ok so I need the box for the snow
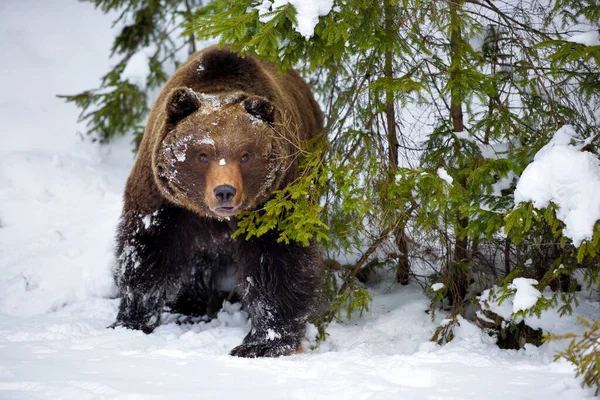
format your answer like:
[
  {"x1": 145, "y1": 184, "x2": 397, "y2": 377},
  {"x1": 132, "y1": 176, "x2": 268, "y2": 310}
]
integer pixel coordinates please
[
  {"x1": 256, "y1": 0, "x2": 334, "y2": 39},
  {"x1": 454, "y1": 130, "x2": 474, "y2": 142},
  {"x1": 141, "y1": 214, "x2": 152, "y2": 229},
  {"x1": 479, "y1": 281, "x2": 599, "y2": 340},
  {"x1": 0, "y1": 0, "x2": 127, "y2": 316},
  {"x1": 141, "y1": 211, "x2": 159, "y2": 230},
  {"x1": 514, "y1": 125, "x2": 600, "y2": 246},
  {"x1": 508, "y1": 278, "x2": 542, "y2": 313},
  {"x1": 492, "y1": 171, "x2": 516, "y2": 197},
  {"x1": 0, "y1": 287, "x2": 591, "y2": 399},
  {"x1": 121, "y1": 47, "x2": 154, "y2": 88},
  {"x1": 173, "y1": 145, "x2": 187, "y2": 162},
  {"x1": 198, "y1": 136, "x2": 216, "y2": 146},
  {"x1": 0, "y1": 2, "x2": 594, "y2": 399},
  {"x1": 567, "y1": 30, "x2": 600, "y2": 46},
  {"x1": 198, "y1": 92, "x2": 224, "y2": 114},
  {"x1": 266, "y1": 328, "x2": 281, "y2": 341},
  {"x1": 431, "y1": 283, "x2": 445, "y2": 291},
  {"x1": 437, "y1": 167, "x2": 453, "y2": 185}
]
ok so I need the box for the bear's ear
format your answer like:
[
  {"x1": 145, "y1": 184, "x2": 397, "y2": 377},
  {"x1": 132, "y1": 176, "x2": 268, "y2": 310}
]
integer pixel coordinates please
[
  {"x1": 243, "y1": 96, "x2": 277, "y2": 124},
  {"x1": 166, "y1": 87, "x2": 200, "y2": 124}
]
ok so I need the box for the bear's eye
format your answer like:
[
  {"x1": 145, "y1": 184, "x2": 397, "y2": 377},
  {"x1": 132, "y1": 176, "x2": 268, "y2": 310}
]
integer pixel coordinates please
[
  {"x1": 197, "y1": 153, "x2": 209, "y2": 164},
  {"x1": 240, "y1": 153, "x2": 250, "y2": 164}
]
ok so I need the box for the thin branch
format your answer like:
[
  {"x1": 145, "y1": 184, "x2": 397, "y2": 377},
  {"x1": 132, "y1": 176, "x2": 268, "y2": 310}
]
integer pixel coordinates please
[
  {"x1": 327, "y1": 228, "x2": 392, "y2": 323},
  {"x1": 581, "y1": 132, "x2": 600, "y2": 153}
]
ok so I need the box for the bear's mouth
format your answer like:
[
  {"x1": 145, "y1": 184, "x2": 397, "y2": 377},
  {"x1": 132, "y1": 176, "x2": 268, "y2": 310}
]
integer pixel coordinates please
[{"x1": 213, "y1": 205, "x2": 240, "y2": 217}]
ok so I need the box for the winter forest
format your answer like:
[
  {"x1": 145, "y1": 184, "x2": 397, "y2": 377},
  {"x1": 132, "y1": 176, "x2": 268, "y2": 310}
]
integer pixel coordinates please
[{"x1": 1, "y1": 0, "x2": 600, "y2": 398}]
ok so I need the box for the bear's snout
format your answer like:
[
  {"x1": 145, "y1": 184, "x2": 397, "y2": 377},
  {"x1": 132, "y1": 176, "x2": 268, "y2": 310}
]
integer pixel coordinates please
[
  {"x1": 205, "y1": 162, "x2": 244, "y2": 218},
  {"x1": 214, "y1": 185, "x2": 236, "y2": 204},
  {"x1": 212, "y1": 184, "x2": 239, "y2": 217}
]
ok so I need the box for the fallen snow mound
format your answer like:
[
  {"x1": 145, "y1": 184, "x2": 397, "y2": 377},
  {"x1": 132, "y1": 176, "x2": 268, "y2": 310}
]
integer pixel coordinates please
[{"x1": 514, "y1": 125, "x2": 600, "y2": 246}]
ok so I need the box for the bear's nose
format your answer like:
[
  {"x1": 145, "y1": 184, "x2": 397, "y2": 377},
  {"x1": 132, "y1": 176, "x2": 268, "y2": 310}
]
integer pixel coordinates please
[{"x1": 214, "y1": 185, "x2": 237, "y2": 203}]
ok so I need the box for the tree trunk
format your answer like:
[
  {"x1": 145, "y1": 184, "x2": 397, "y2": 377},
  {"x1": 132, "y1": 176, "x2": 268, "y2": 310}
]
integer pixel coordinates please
[
  {"x1": 504, "y1": 238, "x2": 511, "y2": 277},
  {"x1": 447, "y1": 0, "x2": 469, "y2": 308},
  {"x1": 384, "y1": 0, "x2": 410, "y2": 285},
  {"x1": 184, "y1": 0, "x2": 197, "y2": 54}
]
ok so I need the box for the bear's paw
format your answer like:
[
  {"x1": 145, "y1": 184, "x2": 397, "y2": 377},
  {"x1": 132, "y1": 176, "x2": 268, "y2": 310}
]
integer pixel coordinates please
[{"x1": 230, "y1": 334, "x2": 302, "y2": 358}]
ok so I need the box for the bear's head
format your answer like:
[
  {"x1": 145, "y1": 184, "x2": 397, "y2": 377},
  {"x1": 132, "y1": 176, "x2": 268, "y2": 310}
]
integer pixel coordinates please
[{"x1": 153, "y1": 87, "x2": 290, "y2": 219}]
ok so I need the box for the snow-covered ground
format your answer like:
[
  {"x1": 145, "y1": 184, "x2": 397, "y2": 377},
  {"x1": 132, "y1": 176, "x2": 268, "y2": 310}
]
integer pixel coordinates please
[
  {"x1": 0, "y1": 287, "x2": 591, "y2": 399},
  {"x1": 0, "y1": 1, "x2": 595, "y2": 399}
]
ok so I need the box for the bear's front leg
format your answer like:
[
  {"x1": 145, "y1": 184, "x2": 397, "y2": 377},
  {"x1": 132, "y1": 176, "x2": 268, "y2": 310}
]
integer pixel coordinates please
[
  {"x1": 231, "y1": 232, "x2": 322, "y2": 358},
  {"x1": 111, "y1": 206, "x2": 195, "y2": 333}
]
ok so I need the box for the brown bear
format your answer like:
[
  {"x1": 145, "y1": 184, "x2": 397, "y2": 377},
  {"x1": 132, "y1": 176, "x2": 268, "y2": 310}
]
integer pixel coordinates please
[{"x1": 110, "y1": 45, "x2": 324, "y2": 358}]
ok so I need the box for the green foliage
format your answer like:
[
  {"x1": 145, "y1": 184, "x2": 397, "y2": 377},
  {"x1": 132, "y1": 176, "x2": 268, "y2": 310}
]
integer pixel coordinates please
[
  {"x1": 60, "y1": 0, "x2": 200, "y2": 147},
  {"x1": 548, "y1": 318, "x2": 600, "y2": 395},
  {"x1": 329, "y1": 277, "x2": 373, "y2": 322},
  {"x1": 232, "y1": 141, "x2": 329, "y2": 246},
  {"x1": 431, "y1": 315, "x2": 459, "y2": 345},
  {"x1": 505, "y1": 197, "x2": 600, "y2": 299},
  {"x1": 427, "y1": 281, "x2": 447, "y2": 321},
  {"x1": 504, "y1": 202, "x2": 545, "y2": 245},
  {"x1": 58, "y1": 69, "x2": 147, "y2": 144}
]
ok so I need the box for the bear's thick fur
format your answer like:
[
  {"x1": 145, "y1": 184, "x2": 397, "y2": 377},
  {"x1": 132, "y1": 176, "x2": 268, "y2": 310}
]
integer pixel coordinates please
[{"x1": 111, "y1": 46, "x2": 324, "y2": 358}]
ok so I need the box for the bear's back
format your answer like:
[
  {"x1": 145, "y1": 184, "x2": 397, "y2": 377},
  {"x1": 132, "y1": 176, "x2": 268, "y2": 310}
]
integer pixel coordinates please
[
  {"x1": 151, "y1": 46, "x2": 322, "y2": 139},
  {"x1": 172, "y1": 46, "x2": 280, "y2": 99}
]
